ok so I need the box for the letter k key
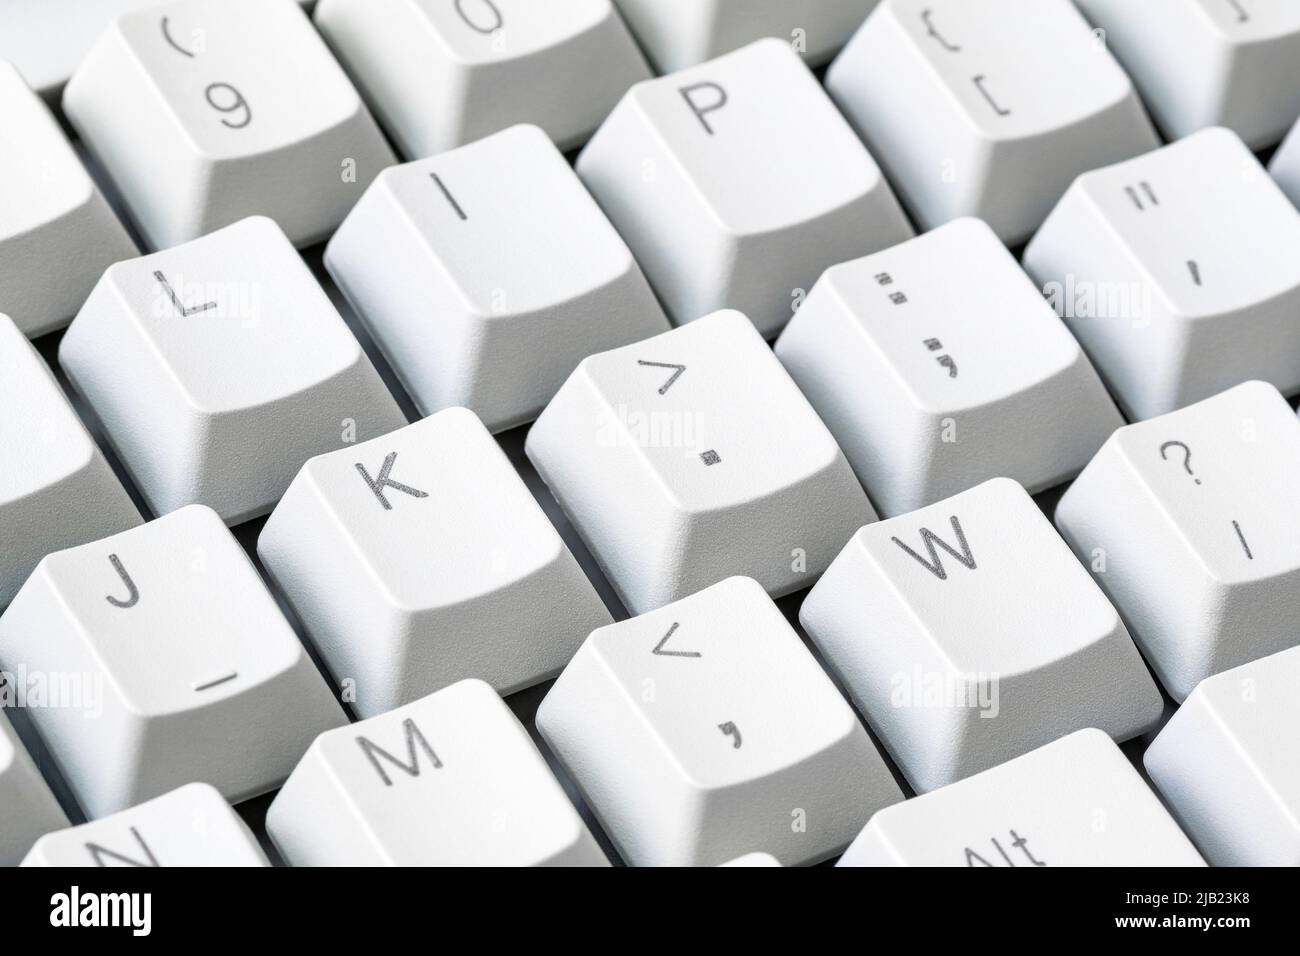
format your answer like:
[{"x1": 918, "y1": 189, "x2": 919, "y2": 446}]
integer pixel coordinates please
[{"x1": 355, "y1": 452, "x2": 429, "y2": 511}]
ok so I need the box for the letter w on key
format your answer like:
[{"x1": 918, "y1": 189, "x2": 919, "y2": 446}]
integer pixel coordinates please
[
  {"x1": 358, "y1": 718, "x2": 443, "y2": 787},
  {"x1": 892, "y1": 516, "x2": 977, "y2": 580},
  {"x1": 355, "y1": 452, "x2": 429, "y2": 511}
]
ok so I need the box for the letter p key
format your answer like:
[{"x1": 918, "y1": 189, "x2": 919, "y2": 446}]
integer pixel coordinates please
[{"x1": 680, "y1": 81, "x2": 728, "y2": 135}]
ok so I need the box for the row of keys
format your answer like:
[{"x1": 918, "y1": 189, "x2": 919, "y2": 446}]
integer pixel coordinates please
[
  {"x1": 9, "y1": 568, "x2": 1300, "y2": 865},
  {"x1": 8, "y1": 1, "x2": 1300, "y2": 319}
]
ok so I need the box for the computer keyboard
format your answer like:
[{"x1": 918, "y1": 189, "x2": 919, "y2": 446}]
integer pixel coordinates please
[{"x1": 2, "y1": 0, "x2": 1300, "y2": 869}]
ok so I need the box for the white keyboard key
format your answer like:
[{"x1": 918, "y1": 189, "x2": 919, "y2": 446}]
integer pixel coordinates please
[
  {"x1": 538, "y1": 577, "x2": 903, "y2": 867},
  {"x1": 612, "y1": 0, "x2": 880, "y2": 72},
  {"x1": 22, "y1": 783, "x2": 269, "y2": 867},
  {"x1": 527, "y1": 310, "x2": 877, "y2": 615},
  {"x1": 0, "y1": 505, "x2": 347, "y2": 818},
  {"x1": 0, "y1": 315, "x2": 141, "y2": 607},
  {"x1": 826, "y1": 0, "x2": 1159, "y2": 245},
  {"x1": 577, "y1": 38, "x2": 912, "y2": 338},
  {"x1": 1078, "y1": 0, "x2": 1300, "y2": 149},
  {"x1": 776, "y1": 218, "x2": 1122, "y2": 517},
  {"x1": 719, "y1": 852, "x2": 782, "y2": 867},
  {"x1": 59, "y1": 217, "x2": 406, "y2": 524},
  {"x1": 63, "y1": 0, "x2": 393, "y2": 249},
  {"x1": 0, "y1": 61, "x2": 137, "y2": 338},
  {"x1": 1025, "y1": 128, "x2": 1300, "y2": 422},
  {"x1": 259, "y1": 407, "x2": 611, "y2": 719},
  {"x1": 801, "y1": 478, "x2": 1163, "y2": 793},
  {"x1": 838, "y1": 730, "x2": 1205, "y2": 867},
  {"x1": 315, "y1": 0, "x2": 649, "y2": 158},
  {"x1": 1145, "y1": 646, "x2": 1300, "y2": 866},
  {"x1": 269, "y1": 679, "x2": 607, "y2": 866},
  {"x1": 325, "y1": 124, "x2": 671, "y2": 432},
  {"x1": 0, "y1": 709, "x2": 69, "y2": 866},
  {"x1": 1270, "y1": 116, "x2": 1300, "y2": 209},
  {"x1": 0, "y1": 0, "x2": 312, "y2": 102},
  {"x1": 1055, "y1": 381, "x2": 1300, "y2": 701}
]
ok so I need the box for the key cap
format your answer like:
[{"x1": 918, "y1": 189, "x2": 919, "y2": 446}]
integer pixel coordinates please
[
  {"x1": 612, "y1": 0, "x2": 880, "y2": 72},
  {"x1": 62, "y1": 0, "x2": 393, "y2": 250},
  {"x1": 0, "y1": 315, "x2": 141, "y2": 607},
  {"x1": 325, "y1": 124, "x2": 671, "y2": 432},
  {"x1": 526, "y1": 309, "x2": 877, "y2": 615},
  {"x1": 315, "y1": 0, "x2": 649, "y2": 158},
  {"x1": 0, "y1": 708, "x2": 69, "y2": 866},
  {"x1": 1145, "y1": 646, "x2": 1300, "y2": 866},
  {"x1": 775, "y1": 218, "x2": 1123, "y2": 517},
  {"x1": 0, "y1": 61, "x2": 137, "y2": 338},
  {"x1": 538, "y1": 577, "x2": 903, "y2": 867},
  {"x1": 577, "y1": 38, "x2": 913, "y2": 338},
  {"x1": 720, "y1": 852, "x2": 782, "y2": 867},
  {"x1": 826, "y1": 0, "x2": 1159, "y2": 245},
  {"x1": 1077, "y1": 0, "x2": 1300, "y2": 150},
  {"x1": 268, "y1": 679, "x2": 607, "y2": 866},
  {"x1": 800, "y1": 478, "x2": 1163, "y2": 793},
  {"x1": 0, "y1": 505, "x2": 347, "y2": 818},
  {"x1": 1270, "y1": 116, "x2": 1300, "y2": 210},
  {"x1": 259, "y1": 407, "x2": 612, "y2": 719},
  {"x1": 838, "y1": 730, "x2": 1205, "y2": 866},
  {"x1": 59, "y1": 216, "x2": 406, "y2": 524},
  {"x1": 1024, "y1": 128, "x2": 1300, "y2": 422},
  {"x1": 22, "y1": 783, "x2": 269, "y2": 866},
  {"x1": 0, "y1": 0, "x2": 312, "y2": 102},
  {"x1": 1055, "y1": 381, "x2": 1300, "y2": 701}
]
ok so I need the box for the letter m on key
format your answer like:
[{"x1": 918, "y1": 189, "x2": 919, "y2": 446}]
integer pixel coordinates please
[
  {"x1": 358, "y1": 718, "x2": 443, "y2": 787},
  {"x1": 891, "y1": 516, "x2": 977, "y2": 581}
]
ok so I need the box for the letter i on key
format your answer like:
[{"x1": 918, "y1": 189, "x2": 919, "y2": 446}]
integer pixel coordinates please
[
  {"x1": 0, "y1": 505, "x2": 347, "y2": 818},
  {"x1": 325, "y1": 124, "x2": 670, "y2": 432},
  {"x1": 268, "y1": 679, "x2": 608, "y2": 866}
]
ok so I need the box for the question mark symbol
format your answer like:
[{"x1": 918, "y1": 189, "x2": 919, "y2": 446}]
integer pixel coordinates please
[{"x1": 1160, "y1": 441, "x2": 1201, "y2": 485}]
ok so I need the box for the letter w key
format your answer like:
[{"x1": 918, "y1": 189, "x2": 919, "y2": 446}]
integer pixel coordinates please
[{"x1": 892, "y1": 516, "x2": 977, "y2": 580}]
